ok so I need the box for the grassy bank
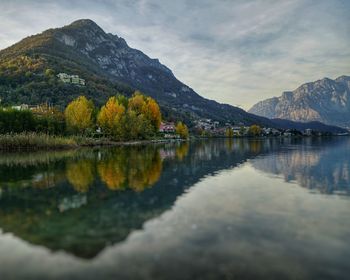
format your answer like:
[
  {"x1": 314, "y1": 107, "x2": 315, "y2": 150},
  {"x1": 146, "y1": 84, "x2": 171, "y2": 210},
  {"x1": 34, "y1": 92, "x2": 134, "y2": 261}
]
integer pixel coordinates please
[
  {"x1": 0, "y1": 133, "x2": 185, "y2": 151},
  {"x1": 0, "y1": 133, "x2": 78, "y2": 151}
]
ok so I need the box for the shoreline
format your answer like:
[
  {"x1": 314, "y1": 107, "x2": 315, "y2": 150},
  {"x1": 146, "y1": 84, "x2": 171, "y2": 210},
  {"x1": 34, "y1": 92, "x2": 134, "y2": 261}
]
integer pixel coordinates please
[
  {"x1": 0, "y1": 133, "x2": 348, "y2": 152},
  {"x1": 0, "y1": 133, "x2": 187, "y2": 152}
]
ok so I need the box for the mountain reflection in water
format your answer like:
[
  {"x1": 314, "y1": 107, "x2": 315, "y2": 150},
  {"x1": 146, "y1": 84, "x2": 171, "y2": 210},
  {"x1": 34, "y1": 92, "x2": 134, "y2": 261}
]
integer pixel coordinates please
[
  {"x1": 0, "y1": 140, "x2": 266, "y2": 258},
  {"x1": 252, "y1": 137, "x2": 350, "y2": 194},
  {"x1": 0, "y1": 138, "x2": 349, "y2": 280}
]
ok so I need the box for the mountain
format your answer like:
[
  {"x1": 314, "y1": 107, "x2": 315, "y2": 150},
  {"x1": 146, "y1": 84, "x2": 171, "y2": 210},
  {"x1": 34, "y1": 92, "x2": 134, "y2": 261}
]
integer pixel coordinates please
[
  {"x1": 249, "y1": 76, "x2": 350, "y2": 128},
  {"x1": 0, "y1": 19, "x2": 268, "y2": 126}
]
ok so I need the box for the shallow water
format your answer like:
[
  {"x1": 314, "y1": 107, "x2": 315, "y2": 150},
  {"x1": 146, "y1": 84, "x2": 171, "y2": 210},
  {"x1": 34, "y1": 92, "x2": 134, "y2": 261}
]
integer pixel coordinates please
[{"x1": 0, "y1": 137, "x2": 349, "y2": 279}]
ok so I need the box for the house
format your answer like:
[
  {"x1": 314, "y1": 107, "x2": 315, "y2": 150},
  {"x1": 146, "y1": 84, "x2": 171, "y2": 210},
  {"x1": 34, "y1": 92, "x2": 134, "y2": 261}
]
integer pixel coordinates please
[
  {"x1": 283, "y1": 129, "x2": 293, "y2": 137},
  {"x1": 57, "y1": 73, "x2": 71, "y2": 83},
  {"x1": 263, "y1": 127, "x2": 281, "y2": 136},
  {"x1": 195, "y1": 118, "x2": 214, "y2": 131},
  {"x1": 11, "y1": 104, "x2": 30, "y2": 111},
  {"x1": 57, "y1": 73, "x2": 85, "y2": 86},
  {"x1": 159, "y1": 122, "x2": 176, "y2": 133}
]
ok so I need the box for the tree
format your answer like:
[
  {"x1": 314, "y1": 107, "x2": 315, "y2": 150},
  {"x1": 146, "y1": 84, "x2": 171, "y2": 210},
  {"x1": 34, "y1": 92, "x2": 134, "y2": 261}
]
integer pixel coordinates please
[
  {"x1": 248, "y1": 125, "x2": 262, "y2": 137},
  {"x1": 97, "y1": 96, "x2": 125, "y2": 137},
  {"x1": 145, "y1": 96, "x2": 162, "y2": 131},
  {"x1": 239, "y1": 126, "x2": 246, "y2": 136},
  {"x1": 128, "y1": 91, "x2": 146, "y2": 114},
  {"x1": 64, "y1": 96, "x2": 94, "y2": 134},
  {"x1": 176, "y1": 122, "x2": 189, "y2": 139},
  {"x1": 44, "y1": 68, "x2": 55, "y2": 78},
  {"x1": 225, "y1": 128, "x2": 234, "y2": 138}
]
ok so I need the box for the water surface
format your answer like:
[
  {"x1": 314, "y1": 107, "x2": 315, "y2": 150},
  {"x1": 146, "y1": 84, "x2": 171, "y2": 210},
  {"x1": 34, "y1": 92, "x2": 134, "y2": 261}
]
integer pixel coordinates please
[{"x1": 0, "y1": 138, "x2": 349, "y2": 279}]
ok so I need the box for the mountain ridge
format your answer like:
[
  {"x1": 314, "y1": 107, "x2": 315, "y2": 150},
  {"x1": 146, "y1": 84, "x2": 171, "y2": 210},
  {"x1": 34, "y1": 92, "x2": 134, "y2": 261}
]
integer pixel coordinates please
[
  {"x1": 0, "y1": 19, "x2": 271, "y2": 126},
  {"x1": 249, "y1": 76, "x2": 350, "y2": 128},
  {"x1": 0, "y1": 19, "x2": 347, "y2": 133}
]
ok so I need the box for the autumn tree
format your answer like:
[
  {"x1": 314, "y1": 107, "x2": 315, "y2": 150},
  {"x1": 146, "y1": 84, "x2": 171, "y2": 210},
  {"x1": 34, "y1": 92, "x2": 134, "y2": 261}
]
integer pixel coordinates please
[
  {"x1": 248, "y1": 125, "x2": 262, "y2": 137},
  {"x1": 176, "y1": 121, "x2": 189, "y2": 139},
  {"x1": 97, "y1": 92, "x2": 162, "y2": 140},
  {"x1": 128, "y1": 91, "x2": 146, "y2": 114},
  {"x1": 97, "y1": 96, "x2": 125, "y2": 137},
  {"x1": 145, "y1": 96, "x2": 161, "y2": 131},
  {"x1": 64, "y1": 96, "x2": 94, "y2": 134},
  {"x1": 128, "y1": 92, "x2": 162, "y2": 133}
]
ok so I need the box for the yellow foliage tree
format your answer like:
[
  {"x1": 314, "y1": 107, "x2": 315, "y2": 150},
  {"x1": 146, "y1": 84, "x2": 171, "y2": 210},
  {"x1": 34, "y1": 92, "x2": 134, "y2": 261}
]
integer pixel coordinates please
[
  {"x1": 97, "y1": 96, "x2": 125, "y2": 136},
  {"x1": 64, "y1": 96, "x2": 94, "y2": 134},
  {"x1": 145, "y1": 97, "x2": 162, "y2": 131},
  {"x1": 248, "y1": 125, "x2": 262, "y2": 137},
  {"x1": 128, "y1": 92, "x2": 162, "y2": 133},
  {"x1": 128, "y1": 91, "x2": 146, "y2": 114},
  {"x1": 176, "y1": 122, "x2": 189, "y2": 139},
  {"x1": 97, "y1": 92, "x2": 162, "y2": 140}
]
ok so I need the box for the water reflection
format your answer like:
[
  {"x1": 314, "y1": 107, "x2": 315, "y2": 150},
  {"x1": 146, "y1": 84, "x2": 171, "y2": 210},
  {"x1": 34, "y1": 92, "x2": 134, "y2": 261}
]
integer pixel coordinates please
[
  {"x1": 0, "y1": 140, "x2": 267, "y2": 258},
  {"x1": 252, "y1": 137, "x2": 350, "y2": 194},
  {"x1": 67, "y1": 159, "x2": 95, "y2": 193},
  {"x1": 0, "y1": 138, "x2": 350, "y2": 279}
]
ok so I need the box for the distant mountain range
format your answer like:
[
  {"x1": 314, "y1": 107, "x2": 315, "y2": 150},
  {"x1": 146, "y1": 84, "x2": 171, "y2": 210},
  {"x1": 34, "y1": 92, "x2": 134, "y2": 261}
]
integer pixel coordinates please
[
  {"x1": 0, "y1": 19, "x2": 347, "y2": 133},
  {"x1": 249, "y1": 76, "x2": 350, "y2": 129}
]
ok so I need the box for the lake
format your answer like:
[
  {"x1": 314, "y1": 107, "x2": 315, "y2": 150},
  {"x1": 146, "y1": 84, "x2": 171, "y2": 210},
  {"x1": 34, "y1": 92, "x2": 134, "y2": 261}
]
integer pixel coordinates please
[{"x1": 0, "y1": 137, "x2": 349, "y2": 280}]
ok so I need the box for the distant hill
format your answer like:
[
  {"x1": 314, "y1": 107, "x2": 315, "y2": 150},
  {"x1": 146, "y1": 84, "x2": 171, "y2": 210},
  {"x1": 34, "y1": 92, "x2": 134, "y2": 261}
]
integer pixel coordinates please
[
  {"x1": 249, "y1": 76, "x2": 350, "y2": 129},
  {"x1": 270, "y1": 119, "x2": 347, "y2": 134},
  {"x1": 0, "y1": 19, "x2": 269, "y2": 126}
]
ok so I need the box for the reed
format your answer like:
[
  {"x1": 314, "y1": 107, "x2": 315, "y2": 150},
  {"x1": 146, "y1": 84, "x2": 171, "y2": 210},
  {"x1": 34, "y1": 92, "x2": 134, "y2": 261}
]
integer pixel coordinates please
[{"x1": 0, "y1": 133, "x2": 77, "y2": 151}]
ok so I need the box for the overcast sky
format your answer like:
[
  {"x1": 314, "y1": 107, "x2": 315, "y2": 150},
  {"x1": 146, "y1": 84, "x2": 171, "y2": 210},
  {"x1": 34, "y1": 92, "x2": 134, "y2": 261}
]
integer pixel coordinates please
[{"x1": 0, "y1": 0, "x2": 349, "y2": 109}]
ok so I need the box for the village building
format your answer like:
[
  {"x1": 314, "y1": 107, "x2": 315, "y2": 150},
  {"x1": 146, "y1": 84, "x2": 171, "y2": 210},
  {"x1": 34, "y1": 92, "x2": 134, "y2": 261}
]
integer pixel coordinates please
[
  {"x1": 11, "y1": 104, "x2": 40, "y2": 111},
  {"x1": 57, "y1": 73, "x2": 85, "y2": 86},
  {"x1": 159, "y1": 122, "x2": 176, "y2": 133}
]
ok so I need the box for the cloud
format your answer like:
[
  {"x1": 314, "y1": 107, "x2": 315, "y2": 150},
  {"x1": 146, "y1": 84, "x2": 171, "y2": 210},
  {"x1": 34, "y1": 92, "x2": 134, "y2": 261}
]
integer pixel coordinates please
[{"x1": 0, "y1": 0, "x2": 349, "y2": 109}]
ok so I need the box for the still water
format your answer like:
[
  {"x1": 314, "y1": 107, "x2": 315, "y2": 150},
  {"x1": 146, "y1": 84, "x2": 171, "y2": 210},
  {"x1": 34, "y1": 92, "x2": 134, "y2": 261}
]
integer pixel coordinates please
[{"x1": 0, "y1": 138, "x2": 349, "y2": 280}]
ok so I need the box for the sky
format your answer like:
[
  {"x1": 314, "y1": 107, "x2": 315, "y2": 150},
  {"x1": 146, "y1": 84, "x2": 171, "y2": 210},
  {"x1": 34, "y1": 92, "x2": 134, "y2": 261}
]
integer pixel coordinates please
[{"x1": 0, "y1": 0, "x2": 349, "y2": 109}]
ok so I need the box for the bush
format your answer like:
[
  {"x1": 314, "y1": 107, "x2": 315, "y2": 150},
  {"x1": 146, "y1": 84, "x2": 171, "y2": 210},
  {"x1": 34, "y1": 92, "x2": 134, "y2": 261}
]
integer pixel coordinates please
[{"x1": 0, "y1": 107, "x2": 65, "y2": 135}]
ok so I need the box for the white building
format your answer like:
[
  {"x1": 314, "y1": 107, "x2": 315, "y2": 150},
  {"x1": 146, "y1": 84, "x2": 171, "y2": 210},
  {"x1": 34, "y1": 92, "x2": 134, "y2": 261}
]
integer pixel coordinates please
[{"x1": 57, "y1": 73, "x2": 85, "y2": 86}]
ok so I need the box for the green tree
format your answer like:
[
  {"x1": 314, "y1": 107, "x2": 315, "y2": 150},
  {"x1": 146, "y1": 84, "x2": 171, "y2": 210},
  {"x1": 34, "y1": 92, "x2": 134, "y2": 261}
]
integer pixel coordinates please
[
  {"x1": 44, "y1": 68, "x2": 55, "y2": 78},
  {"x1": 239, "y1": 126, "x2": 246, "y2": 136}
]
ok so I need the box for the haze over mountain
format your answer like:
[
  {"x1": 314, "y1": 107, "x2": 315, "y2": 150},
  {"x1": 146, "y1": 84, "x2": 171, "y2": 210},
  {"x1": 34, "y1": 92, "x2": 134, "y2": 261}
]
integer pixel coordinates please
[
  {"x1": 249, "y1": 76, "x2": 350, "y2": 128},
  {"x1": 0, "y1": 19, "x2": 268, "y2": 125}
]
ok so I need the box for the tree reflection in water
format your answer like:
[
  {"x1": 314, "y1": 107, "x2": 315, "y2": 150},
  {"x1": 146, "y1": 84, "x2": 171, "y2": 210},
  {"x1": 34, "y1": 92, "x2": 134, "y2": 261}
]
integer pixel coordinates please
[
  {"x1": 66, "y1": 159, "x2": 95, "y2": 193},
  {"x1": 97, "y1": 146, "x2": 163, "y2": 192},
  {"x1": 4, "y1": 138, "x2": 344, "y2": 259}
]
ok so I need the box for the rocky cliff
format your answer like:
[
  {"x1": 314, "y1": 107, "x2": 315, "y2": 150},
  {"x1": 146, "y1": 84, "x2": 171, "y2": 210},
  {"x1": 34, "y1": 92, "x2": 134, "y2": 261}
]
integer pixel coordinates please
[{"x1": 249, "y1": 76, "x2": 350, "y2": 128}]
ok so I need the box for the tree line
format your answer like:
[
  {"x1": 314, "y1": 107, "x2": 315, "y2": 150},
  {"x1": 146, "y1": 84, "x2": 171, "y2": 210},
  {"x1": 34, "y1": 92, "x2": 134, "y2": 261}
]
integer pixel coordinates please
[
  {"x1": 0, "y1": 105, "x2": 65, "y2": 135},
  {"x1": 65, "y1": 91, "x2": 163, "y2": 140},
  {"x1": 0, "y1": 91, "x2": 189, "y2": 140}
]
